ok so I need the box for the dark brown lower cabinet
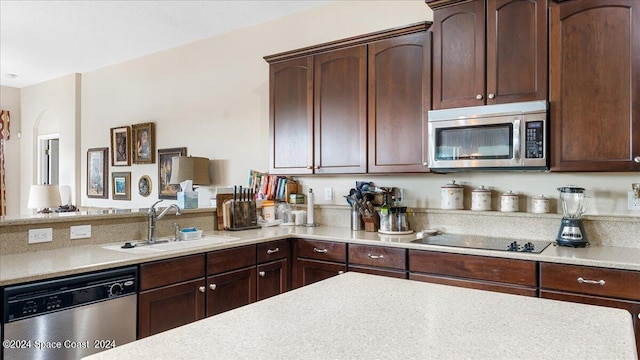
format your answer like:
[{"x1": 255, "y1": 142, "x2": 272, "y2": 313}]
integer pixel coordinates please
[
  {"x1": 138, "y1": 278, "x2": 205, "y2": 338},
  {"x1": 348, "y1": 244, "x2": 408, "y2": 279},
  {"x1": 408, "y1": 250, "x2": 537, "y2": 297},
  {"x1": 257, "y1": 258, "x2": 289, "y2": 301},
  {"x1": 206, "y1": 267, "x2": 257, "y2": 317},
  {"x1": 295, "y1": 258, "x2": 346, "y2": 288},
  {"x1": 541, "y1": 290, "x2": 640, "y2": 357}
]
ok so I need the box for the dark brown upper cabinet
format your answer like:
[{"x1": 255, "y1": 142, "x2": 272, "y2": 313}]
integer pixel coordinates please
[
  {"x1": 429, "y1": 0, "x2": 548, "y2": 109},
  {"x1": 314, "y1": 45, "x2": 368, "y2": 174},
  {"x1": 549, "y1": 0, "x2": 640, "y2": 171},
  {"x1": 368, "y1": 32, "x2": 432, "y2": 173},
  {"x1": 265, "y1": 23, "x2": 432, "y2": 175},
  {"x1": 268, "y1": 57, "x2": 314, "y2": 175}
]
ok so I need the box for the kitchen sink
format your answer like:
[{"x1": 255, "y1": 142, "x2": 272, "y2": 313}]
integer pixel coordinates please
[{"x1": 102, "y1": 235, "x2": 241, "y2": 254}]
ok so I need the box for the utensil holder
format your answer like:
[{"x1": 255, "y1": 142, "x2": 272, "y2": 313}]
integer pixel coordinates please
[{"x1": 351, "y1": 209, "x2": 364, "y2": 231}]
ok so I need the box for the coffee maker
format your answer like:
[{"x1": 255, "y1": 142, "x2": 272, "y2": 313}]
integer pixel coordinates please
[{"x1": 556, "y1": 186, "x2": 590, "y2": 247}]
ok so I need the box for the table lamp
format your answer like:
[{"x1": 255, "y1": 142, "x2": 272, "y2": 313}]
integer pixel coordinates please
[
  {"x1": 27, "y1": 184, "x2": 62, "y2": 213},
  {"x1": 169, "y1": 156, "x2": 211, "y2": 209}
]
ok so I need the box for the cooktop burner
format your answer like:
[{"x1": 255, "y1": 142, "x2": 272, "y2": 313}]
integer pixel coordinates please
[{"x1": 411, "y1": 234, "x2": 552, "y2": 254}]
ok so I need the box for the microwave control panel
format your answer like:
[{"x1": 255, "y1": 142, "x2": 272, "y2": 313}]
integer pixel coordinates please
[{"x1": 525, "y1": 121, "x2": 544, "y2": 159}]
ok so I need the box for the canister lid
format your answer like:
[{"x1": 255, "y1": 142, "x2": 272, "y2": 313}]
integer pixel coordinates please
[
  {"x1": 501, "y1": 190, "x2": 518, "y2": 197},
  {"x1": 558, "y1": 186, "x2": 585, "y2": 193},
  {"x1": 472, "y1": 185, "x2": 490, "y2": 193},
  {"x1": 534, "y1": 194, "x2": 548, "y2": 200},
  {"x1": 442, "y1": 180, "x2": 462, "y2": 189}
]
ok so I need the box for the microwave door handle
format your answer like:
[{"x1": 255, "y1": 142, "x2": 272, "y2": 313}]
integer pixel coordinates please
[{"x1": 513, "y1": 119, "x2": 521, "y2": 161}]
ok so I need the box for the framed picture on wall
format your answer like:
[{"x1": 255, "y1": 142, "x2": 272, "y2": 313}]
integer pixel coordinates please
[
  {"x1": 131, "y1": 122, "x2": 155, "y2": 164},
  {"x1": 158, "y1": 147, "x2": 187, "y2": 200},
  {"x1": 112, "y1": 172, "x2": 131, "y2": 200},
  {"x1": 87, "y1": 147, "x2": 108, "y2": 199},
  {"x1": 110, "y1": 126, "x2": 131, "y2": 166}
]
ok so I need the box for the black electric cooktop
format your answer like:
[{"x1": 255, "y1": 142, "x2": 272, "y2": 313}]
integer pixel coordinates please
[{"x1": 411, "y1": 234, "x2": 553, "y2": 254}]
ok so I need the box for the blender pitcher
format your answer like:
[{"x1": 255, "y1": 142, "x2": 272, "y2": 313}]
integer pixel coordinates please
[{"x1": 556, "y1": 186, "x2": 590, "y2": 247}]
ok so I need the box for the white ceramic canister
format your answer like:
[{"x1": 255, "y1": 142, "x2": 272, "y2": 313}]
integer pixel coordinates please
[
  {"x1": 441, "y1": 180, "x2": 464, "y2": 210},
  {"x1": 532, "y1": 195, "x2": 550, "y2": 214},
  {"x1": 471, "y1": 185, "x2": 491, "y2": 211},
  {"x1": 500, "y1": 190, "x2": 519, "y2": 212}
]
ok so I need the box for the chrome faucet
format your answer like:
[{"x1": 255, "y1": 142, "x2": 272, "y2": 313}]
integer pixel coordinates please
[{"x1": 147, "y1": 200, "x2": 181, "y2": 244}]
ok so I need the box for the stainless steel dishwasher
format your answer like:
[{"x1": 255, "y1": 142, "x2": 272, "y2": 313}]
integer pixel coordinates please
[{"x1": 2, "y1": 266, "x2": 137, "y2": 360}]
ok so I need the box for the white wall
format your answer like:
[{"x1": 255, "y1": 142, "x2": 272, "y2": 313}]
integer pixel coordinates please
[
  {"x1": 19, "y1": 74, "x2": 80, "y2": 214},
  {"x1": 9, "y1": 0, "x2": 640, "y2": 216},
  {"x1": 0, "y1": 86, "x2": 21, "y2": 215}
]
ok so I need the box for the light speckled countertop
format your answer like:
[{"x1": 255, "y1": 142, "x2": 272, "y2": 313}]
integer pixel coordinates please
[
  {"x1": 1, "y1": 226, "x2": 639, "y2": 286},
  {"x1": 82, "y1": 272, "x2": 637, "y2": 360}
]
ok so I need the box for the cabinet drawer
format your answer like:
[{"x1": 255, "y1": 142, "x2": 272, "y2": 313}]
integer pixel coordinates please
[
  {"x1": 409, "y1": 250, "x2": 537, "y2": 287},
  {"x1": 540, "y1": 263, "x2": 640, "y2": 301},
  {"x1": 257, "y1": 239, "x2": 290, "y2": 263},
  {"x1": 207, "y1": 245, "x2": 256, "y2": 275},
  {"x1": 348, "y1": 244, "x2": 406, "y2": 270},
  {"x1": 140, "y1": 254, "x2": 205, "y2": 291},
  {"x1": 410, "y1": 273, "x2": 537, "y2": 297},
  {"x1": 297, "y1": 239, "x2": 346, "y2": 262}
]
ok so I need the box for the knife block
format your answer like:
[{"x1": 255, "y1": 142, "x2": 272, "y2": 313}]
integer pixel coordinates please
[{"x1": 225, "y1": 200, "x2": 259, "y2": 231}]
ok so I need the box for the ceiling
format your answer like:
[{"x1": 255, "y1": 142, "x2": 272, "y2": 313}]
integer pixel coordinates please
[{"x1": 0, "y1": 0, "x2": 333, "y2": 88}]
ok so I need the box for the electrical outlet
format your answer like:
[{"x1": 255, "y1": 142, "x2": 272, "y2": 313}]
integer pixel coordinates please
[
  {"x1": 324, "y1": 187, "x2": 333, "y2": 201},
  {"x1": 28, "y1": 228, "x2": 53, "y2": 244},
  {"x1": 628, "y1": 191, "x2": 640, "y2": 210},
  {"x1": 70, "y1": 225, "x2": 92, "y2": 239}
]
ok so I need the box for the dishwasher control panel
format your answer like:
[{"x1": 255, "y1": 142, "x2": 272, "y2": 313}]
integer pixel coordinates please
[{"x1": 3, "y1": 266, "x2": 137, "y2": 322}]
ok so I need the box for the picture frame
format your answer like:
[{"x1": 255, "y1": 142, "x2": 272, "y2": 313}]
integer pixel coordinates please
[
  {"x1": 138, "y1": 175, "x2": 152, "y2": 197},
  {"x1": 110, "y1": 126, "x2": 131, "y2": 166},
  {"x1": 87, "y1": 147, "x2": 108, "y2": 199},
  {"x1": 158, "y1": 147, "x2": 187, "y2": 200},
  {"x1": 131, "y1": 122, "x2": 155, "y2": 164},
  {"x1": 112, "y1": 172, "x2": 131, "y2": 200}
]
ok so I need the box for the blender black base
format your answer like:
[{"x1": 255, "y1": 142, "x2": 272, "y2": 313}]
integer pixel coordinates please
[{"x1": 556, "y1": 238, "x2": 589, "y2": 248}]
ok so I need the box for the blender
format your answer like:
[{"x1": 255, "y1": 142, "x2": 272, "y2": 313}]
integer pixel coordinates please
[{"x1": 556, "y1": 186, "x2": 590, "y2": 247}]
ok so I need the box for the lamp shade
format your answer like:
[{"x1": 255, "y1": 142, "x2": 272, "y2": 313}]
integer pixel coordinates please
[
  {"x1": 169, "y1": 156, "x2": 210, "y2": 185},
  {"x1": 27, "y1": 185, "x2": 62, "y2": 210}
]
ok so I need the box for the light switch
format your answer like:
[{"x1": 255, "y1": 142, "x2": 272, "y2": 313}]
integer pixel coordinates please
[{"x1": 70, "y1": 225, "x2": 92, "y2": 239}]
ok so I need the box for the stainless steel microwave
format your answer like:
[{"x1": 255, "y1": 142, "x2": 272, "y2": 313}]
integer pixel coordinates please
[{"x1": 427, "y1": 101, "x2": 548, "y2": 172}]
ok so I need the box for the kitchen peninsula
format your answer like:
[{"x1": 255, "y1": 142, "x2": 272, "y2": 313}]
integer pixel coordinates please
[{"x1": 82, "y1": 272, "x2": 636, "y2": 360}]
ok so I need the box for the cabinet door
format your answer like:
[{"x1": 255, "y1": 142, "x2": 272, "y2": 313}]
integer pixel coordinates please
[
  {"x1": 257, "y1": 258, "x2": 289, "y2": 301},
  {"x1": 294, "y1": 258, "x2": 346, "y2": 288},
  {"x1": 269, "y1": 56, "x2": 314, "y2": 175},
  {"x1": 206, "y1": 267, "x2": 257, "y2": 317},
  {"x1": 550, "y1": 0, "x2": 640, "y2": 171},
  {"x1": 314, "y1": 45, "x2": 367, "y2": 174},
  {"x1": 486, "y1": 0, "x2": 547, "y2": 104},
  {"x1": 432, "y1": 0, "x2": 485, "y2": 109},
  {"x1": 368, "y1": 32, "x2": 431, "y2": 173},
  {"x1": 540, "y1": 290, "x2": 640, "y2": 357},
  {"x1": 138, "y1": 278, "x2": 205, "y2": 338}
]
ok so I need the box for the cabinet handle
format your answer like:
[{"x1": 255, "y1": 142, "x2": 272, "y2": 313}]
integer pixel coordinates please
[
  {"x1": 209, "y1": 284, "x2": 217, "y2": 291},
  {"x1": 259, "y1": 271, "x2": 266, "y2": 277},
  {"x1": 338, "y1": 271, "x2": 344, "y2": 275},
  {"x1": 488, "y1": 93, "x2": 495, "y2": 99},
  {"x1": 198, "y1": 286, "x2": 206, "y2": 293},
  {"x1": 367, "y1": 254, "x2": 384, "y2": 260},
  {"x1": 577, "y1": 277, "x2": 605, "y2": 286},
  {"x1": 314, "y1": 166, "x2": 320, "y2": 169},
  {"x1": 634, "y1": 156, "x2": 640, "y2": 163},
  {"x1": 266, "y1": 248, "x2": 280, "y2": 255},
  {"x1": 307, "y1": 166, "x2": 313, "y2": 169},
  {"x1": 423, "y1": 162, "x2": 428, "y2": 167},
  {"x1": 313, "y1": 248, "x2": 328, "y2": 253},
  {"x1": 476, "y1": 94, "x2": 483, "y2": 100}
]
